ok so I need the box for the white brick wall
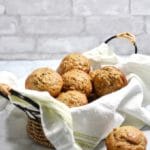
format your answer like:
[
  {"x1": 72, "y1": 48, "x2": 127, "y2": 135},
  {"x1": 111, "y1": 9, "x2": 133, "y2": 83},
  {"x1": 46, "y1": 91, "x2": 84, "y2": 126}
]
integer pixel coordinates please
[
  {"x1": 0, "y1": 16, "x2": 18, "y2": 34},
  {"x1": 0, "y1": 0, "x2": 149, "y2": 60},
  {"x1": 5, "y1": 0, "x2": 72, "y2": 16},
  {"x1": 86, "y1": 16, "x2": 144, "y2": 35},
  {"x1": 73, "y1": 0, "x2": 129, "y2": 16},
  {"x1": 0, "y1": 36, "x2": 35, "y2": 53},
  {"x1": 131, "y1": 0, "x2": 150, "y2": 15},
  {"x1": 21, "y1": 17, "x2": 84, "y2": 35},
  {"x1": 37, "y1": 37, "x2": 99, "y2": 53}
]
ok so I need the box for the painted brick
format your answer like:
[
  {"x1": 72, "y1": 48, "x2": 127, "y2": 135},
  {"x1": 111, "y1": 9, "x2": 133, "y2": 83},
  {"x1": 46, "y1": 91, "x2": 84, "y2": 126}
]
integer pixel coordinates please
[
  {"x1": 21, "y1": 17, "x2": 84, "y2": 35},
  {"x1": 5, "y1": 0, "x2": 71, "y2": 16},
  {"x1": 0, "y1": 36, "x2": 35, "y2": 53},
  {"x1": 0, "y1": 16, "x2": 17, "y2": 34},
  {"x1": 0, "y1": 4, "x2": 5, "y2": 14},
  {"x1": 37, "y1": 36, "x2": 99, "y2": 54},
  {"x1": 136, "y1": 34, "x2": 150, "y2": 54},
  {"x1": 145, "y1": 17, "x2": 150, "y2": 34},
  {"x1": 73, "y1": 0, "x2": 129, "y2": 16},
  {"x1": 131, "y1": 0, "x2": 150, "y2": 15},
  {"x1": 86, "y1": 16, "x2": 144, "y2": 36}
]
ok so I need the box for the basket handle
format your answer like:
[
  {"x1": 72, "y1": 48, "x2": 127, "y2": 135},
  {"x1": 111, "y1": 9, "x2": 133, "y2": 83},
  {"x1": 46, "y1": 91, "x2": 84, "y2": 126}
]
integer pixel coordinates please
[
  {"x1": 104, "y1": 32, "x2": 138, "y2": 54},
  {"x1": 0, "y1": 84, "x2": 40, "y2": 120}
]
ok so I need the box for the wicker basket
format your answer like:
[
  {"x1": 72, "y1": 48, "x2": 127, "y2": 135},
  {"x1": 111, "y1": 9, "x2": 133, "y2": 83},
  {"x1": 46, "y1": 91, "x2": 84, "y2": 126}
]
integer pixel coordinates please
[
  {"x1": 0, "y1": 32, "x2": 138, "y2": 148},
  {"x1": 26, "y1": 117, "x2": 55, "y2": 148}
]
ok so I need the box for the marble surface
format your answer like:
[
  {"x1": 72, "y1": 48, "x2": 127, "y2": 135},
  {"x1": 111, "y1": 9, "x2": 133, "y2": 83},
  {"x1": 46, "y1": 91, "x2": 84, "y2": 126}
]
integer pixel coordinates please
[{"x1": 0, "y1": 60, "x2": 150, "y2": 150}]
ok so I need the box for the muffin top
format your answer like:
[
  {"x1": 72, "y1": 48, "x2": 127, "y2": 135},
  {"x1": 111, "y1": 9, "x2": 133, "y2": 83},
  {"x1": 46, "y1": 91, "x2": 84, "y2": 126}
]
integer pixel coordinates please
[
  {"x1": 62, "y1": 69, "x2": 92, "y2": 96},
  {"x1": 57, "y1": 53, "x2": 91, "y2": 75},
  {"x1": 93, "y1": 66, "x2": 127, "y2": 96},
  {"x1": 57, "y1": 90, "x2": 88, "y2": 108},
  {"x1": 105, "y1": 126, "x2": 147, "y2": 150},
  {"x1": 25, "y1": 67, "x2": 63, "y2": 97},
  {"x1": 89, "y1": 69, "x2": 102, "y2": 81}
]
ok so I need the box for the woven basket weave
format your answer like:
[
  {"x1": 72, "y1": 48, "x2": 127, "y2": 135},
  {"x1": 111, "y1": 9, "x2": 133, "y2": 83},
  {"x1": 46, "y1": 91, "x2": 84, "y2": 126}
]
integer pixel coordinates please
[{"x1": 26, "y1": 117, "x2": 55, "y2": 149}]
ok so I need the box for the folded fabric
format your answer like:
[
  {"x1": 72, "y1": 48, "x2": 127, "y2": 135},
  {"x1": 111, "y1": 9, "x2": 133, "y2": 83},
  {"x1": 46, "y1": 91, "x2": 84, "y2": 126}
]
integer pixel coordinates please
[
  {"x1": 0, "y1": 43, "x2": 150, "y2": 150},
  {"x1": 0, "y1": 71, "x2": 17, "y2": 111}
]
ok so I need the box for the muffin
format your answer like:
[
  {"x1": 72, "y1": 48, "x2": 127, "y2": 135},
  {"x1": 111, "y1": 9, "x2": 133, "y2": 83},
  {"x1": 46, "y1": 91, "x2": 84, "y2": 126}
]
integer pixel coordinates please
[
  {"x1": 93, "y1": 66, "x2": 127, "y2": 96},
  {"x1": 57, "y1": 53, "x2": 91, "y2": 75},
  {"x1": 25, "y1": 67, "x2": 63, "y2": 97},
  {"x1": 105, "y1": 126, "x2": 147, "y2": 150},
  {"x1": 89, "y1": 69, "x2": 102, "y2": 81},
  {"x1": 57, "y1": 90, "x2": 88, "y2": 108},
  {"x1": 62, "y1": 69, "x2": 92, "y2": 96}
]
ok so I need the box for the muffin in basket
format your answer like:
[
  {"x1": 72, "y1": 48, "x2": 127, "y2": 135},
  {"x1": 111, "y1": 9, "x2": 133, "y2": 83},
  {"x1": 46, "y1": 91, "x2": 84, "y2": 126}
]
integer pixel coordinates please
[
  {"x1": 105, "y1": 126, "x2": 147, "y2": 150},
  {"x1": 62, "y1": 69, "x2": 92, "y2": 96},
  {"x1": 89, "y1": 69, "x2": 102, "y2": 81},
  {"x1": 57, "y1": 53, "x2": 91, "y2": 75},
  {"x1": 93, "y1": 66, "x2": 127, "y2": 96},
  {"x1": 57, "y1": 90, "x2": 88, "y2": 108},
  {"x1": 25, "y1": 67, "x2": 63, "y2": 97}
]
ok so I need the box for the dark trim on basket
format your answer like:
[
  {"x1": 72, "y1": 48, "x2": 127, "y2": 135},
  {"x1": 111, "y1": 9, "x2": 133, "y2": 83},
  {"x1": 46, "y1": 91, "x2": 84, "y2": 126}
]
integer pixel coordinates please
[
  {"x1": 104, "y1": 35, "x2": 117, "y2": 44},
  {"x1": 0, "y1": 92, "x2": 9, "y2": 100},
  {"x1": 10, "y1": 89, "x2": 39, "y2": 110},
  {"x1": 14, "y1": 103, "x2": 40, "y2": 120},
  {"x1": 133, "y1": 43, "x2": 138, "y2": 54},
  {"x1": 104, "y1": 35, "x2": 138, "y2": 54},
  {"x1": 0, "y1": 90, "x2": 40, "y2": 120}
]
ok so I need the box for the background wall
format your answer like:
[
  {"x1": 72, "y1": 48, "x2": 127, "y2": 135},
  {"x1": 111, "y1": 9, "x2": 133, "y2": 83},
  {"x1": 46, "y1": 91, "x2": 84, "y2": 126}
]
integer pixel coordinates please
[{"x1": 0, "y1": 0, "x2": 150, "y2": 60}]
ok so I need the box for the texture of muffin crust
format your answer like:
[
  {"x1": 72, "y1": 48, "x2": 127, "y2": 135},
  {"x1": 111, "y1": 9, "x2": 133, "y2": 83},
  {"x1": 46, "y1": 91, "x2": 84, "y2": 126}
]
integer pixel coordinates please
[
  {"x1": 57, "y1": 53, "x2": 91, "y2": 75},
  {"x1": 89, "y1": 69, "x2": 102, "y2": 81},
  {"x1": 57, "y1": 90, "x2": 88, "y2": 108},
  {"x1": 105, "y1": 126, "x2": 147, "y2": 150},
  {"x1": 62, "y1": 69, "x2": 92, "y2": 96},
  {"x1": 25, "y1": 67, "x2": 63, "y2": 97},
  {"x1": 94, "y1": 66, "x2": 127, "y2": 96}
]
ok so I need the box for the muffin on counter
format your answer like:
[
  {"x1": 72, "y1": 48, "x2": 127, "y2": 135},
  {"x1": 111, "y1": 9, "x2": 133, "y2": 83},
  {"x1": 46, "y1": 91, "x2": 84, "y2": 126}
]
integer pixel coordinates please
[
  {"x1": 57, "y1": 53, "x2": 91, "y2": 75},
  {"x1": 57, "y1": 90, "x2": 88, "y2": 108},
  {"x1": 93, "y1": 66, "x2": 127, "y2": 96},
  {"x1": 105, "y1": 126, "x2": 147, "y2": 150},
  {"x1": 25, "y1": 67, "x2": 63, "y2": 97},
  {"x1": 62, "y1": 69, "x2": 92, "y2": 96}
]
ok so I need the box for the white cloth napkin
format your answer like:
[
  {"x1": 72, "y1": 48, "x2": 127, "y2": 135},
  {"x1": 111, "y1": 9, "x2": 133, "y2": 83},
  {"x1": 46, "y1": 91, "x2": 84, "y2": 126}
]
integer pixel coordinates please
[
  {"x1": 1, "y1": 43, "x2": 150, "y2": 150},
  {"x1": 0, "y1": 71, "x2": 17, "y2": 111}
]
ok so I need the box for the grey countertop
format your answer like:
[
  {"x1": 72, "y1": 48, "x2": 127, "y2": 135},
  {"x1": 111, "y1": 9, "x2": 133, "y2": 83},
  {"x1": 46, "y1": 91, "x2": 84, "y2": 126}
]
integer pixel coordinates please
[{"x1": 0, "y1": 60, "x2": 61, "y2": 78}]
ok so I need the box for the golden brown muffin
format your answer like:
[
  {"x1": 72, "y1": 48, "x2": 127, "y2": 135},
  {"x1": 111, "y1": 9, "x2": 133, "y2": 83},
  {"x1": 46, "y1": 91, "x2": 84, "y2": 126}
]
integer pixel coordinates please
[
  {"x1": 57, "y1": 53, "x2": 91, "y2": 75},
  {"x1": 89, "y1": 69, "x2": 101, "y2": 81},
  {"x1": 102, "y1": 66, "x2": 128, "y2": 87},
  {"x1": 93, "y1": 66, "x2": 127, "y2": 96},
  {"x1": 62, "y1": 69, "x2": 92, "y2": 96},
  {"x1": 25, "y1": 67, "x2": 63, "y2": 97},
  {"x1": 105, "y1": 126, "x2": 147, "y2": 150},
  {"x1": 57, "y1": 90, "x2": 88, "y2": 108}
]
